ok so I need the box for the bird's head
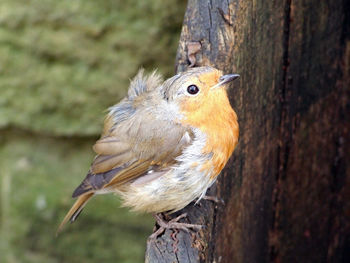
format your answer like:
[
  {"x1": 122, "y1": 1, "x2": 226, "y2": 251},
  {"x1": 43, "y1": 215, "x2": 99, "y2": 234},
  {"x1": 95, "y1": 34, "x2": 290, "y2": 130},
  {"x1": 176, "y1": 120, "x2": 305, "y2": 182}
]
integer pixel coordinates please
[{"x1": 161, "y1": 66, "x2": 239, "y2": 127}]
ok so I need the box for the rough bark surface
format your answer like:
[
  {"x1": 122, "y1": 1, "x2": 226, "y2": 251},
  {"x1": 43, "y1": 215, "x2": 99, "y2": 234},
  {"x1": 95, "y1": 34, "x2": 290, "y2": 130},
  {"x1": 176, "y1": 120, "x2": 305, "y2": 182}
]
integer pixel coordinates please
[{"x1": 145, "y1": 0, "x2": 350, "y2": 262}]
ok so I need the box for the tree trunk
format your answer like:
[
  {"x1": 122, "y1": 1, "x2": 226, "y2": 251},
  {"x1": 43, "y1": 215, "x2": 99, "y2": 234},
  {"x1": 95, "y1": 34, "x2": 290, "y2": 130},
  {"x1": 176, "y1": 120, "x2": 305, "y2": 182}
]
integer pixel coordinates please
[{"x1": 145, "y1": 0, "x2": 350, "y2": 262}]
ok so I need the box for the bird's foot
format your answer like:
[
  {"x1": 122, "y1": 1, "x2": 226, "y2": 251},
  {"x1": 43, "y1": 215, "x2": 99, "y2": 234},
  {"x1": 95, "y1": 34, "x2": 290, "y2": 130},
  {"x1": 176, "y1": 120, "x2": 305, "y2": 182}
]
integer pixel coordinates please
[
  {"x1": 202, "y1": 195, "x2": 225, "y2": 204},
  {"x1": 149, "y1": 213, "x2": 202, "y2": 240}
]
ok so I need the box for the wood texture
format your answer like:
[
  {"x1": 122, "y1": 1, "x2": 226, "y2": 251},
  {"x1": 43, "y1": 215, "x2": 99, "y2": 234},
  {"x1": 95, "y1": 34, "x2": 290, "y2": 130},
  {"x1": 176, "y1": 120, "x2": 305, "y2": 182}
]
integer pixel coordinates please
[{"x1": 146, "y1": 0, "x2": 350, "y2": 262}]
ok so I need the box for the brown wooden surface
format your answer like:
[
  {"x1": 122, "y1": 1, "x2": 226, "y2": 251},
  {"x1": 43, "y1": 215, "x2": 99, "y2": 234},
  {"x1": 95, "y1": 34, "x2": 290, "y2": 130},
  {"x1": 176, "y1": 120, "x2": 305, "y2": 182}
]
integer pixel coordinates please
[{"x1": 146, "y1": 0, "x2": 350, "y2": 262}]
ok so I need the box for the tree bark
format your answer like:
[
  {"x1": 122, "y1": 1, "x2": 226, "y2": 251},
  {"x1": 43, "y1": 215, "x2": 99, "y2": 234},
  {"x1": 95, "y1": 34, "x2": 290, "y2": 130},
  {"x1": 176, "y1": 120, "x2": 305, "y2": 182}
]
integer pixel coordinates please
[{"x1": 146, "y1": 0, "x2": 350, "y2": 262}]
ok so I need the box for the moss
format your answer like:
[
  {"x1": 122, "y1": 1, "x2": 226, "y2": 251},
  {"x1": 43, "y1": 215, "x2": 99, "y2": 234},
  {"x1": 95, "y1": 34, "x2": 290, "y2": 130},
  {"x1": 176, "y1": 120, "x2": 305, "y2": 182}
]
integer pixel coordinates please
[
  {"x1": 0, "y1": 0, "x2": 186, "y2": 262},
  {"x1": 0, "y1": 0, "x2": 186, "y2": 136},
  {"x1": 0, "y1": 130, "x2": 155, "y2": 263}
]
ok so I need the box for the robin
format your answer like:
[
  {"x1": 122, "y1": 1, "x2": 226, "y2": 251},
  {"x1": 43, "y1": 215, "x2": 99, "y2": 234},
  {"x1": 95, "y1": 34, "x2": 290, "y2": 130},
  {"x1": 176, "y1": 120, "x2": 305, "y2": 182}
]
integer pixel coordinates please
[{"x1": 57, "y1": 66, "x2": 239, "y2": 236}]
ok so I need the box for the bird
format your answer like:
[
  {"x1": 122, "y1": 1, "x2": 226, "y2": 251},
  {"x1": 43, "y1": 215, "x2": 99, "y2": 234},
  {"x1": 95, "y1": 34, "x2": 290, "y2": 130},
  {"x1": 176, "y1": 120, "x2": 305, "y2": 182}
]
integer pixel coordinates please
[{"x1": 57, "y1": 66, "x2": 239, "y2": 235}]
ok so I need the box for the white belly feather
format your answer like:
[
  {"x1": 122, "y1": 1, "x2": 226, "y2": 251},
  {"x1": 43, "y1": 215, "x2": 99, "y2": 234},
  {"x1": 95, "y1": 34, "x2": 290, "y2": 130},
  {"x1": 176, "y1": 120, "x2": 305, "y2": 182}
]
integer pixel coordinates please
[{"x1": 117, "y1": 128, "x2": 216, "y2": 213}]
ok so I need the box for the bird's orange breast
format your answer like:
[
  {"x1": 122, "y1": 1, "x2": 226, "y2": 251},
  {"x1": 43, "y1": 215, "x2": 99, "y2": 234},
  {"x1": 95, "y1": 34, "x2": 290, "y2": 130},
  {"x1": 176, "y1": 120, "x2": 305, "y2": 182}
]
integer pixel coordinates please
[{"x1": 180, "y1": 88, "x2": 239, "y2": 178}]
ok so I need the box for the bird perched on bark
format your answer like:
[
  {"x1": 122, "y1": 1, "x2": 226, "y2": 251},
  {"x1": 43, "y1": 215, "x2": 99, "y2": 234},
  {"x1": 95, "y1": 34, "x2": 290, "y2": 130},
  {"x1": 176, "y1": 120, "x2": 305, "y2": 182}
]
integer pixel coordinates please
[{"x1": 58, "y1": 66, "x2": 239, "y2": 235}]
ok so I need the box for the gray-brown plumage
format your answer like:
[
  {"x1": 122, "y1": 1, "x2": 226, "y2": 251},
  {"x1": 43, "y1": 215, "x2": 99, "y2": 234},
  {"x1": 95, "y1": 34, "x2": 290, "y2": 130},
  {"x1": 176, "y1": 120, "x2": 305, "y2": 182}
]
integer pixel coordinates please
[{"x1": 58, "y1": 67, "x2": 239, "y2": 234}]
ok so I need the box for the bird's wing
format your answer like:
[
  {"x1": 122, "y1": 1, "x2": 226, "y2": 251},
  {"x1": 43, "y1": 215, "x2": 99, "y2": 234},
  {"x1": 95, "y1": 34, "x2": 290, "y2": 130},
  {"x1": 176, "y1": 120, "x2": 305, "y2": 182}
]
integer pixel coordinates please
[{"x1": 72, "y1": 111, "x2": 192, "y2": 198}]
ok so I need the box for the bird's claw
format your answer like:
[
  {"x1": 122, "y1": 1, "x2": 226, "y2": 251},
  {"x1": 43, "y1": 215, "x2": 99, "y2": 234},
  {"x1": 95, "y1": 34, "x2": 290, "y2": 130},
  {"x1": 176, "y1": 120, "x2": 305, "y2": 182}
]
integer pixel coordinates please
[
  {"x1": 203, "y1": 195, "x2": 225, "y2": 204},
  {"x1": 148, "y1": 213, "x2": 202, "y2": 240}
]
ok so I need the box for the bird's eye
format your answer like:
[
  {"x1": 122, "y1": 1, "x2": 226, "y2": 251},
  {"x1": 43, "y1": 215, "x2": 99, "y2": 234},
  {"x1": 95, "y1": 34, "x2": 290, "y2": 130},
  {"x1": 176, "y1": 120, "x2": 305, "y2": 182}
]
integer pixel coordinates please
[{"x1": 187, "y1": 85, "x2": 199, "y2": 95}]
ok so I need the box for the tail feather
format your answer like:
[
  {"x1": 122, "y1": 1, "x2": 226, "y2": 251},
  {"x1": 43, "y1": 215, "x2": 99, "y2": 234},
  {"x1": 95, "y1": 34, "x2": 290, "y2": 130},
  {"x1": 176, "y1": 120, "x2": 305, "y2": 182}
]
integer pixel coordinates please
[{"x1": 56, "y1": 192, "x2": 94, "y2": 235}]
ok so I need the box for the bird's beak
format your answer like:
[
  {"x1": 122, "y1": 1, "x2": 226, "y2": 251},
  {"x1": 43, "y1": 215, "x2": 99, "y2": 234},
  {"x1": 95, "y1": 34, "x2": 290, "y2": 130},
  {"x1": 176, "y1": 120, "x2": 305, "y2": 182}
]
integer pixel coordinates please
[{"x1": 211, "y1": 74, "x2": 240, "y2": 89}]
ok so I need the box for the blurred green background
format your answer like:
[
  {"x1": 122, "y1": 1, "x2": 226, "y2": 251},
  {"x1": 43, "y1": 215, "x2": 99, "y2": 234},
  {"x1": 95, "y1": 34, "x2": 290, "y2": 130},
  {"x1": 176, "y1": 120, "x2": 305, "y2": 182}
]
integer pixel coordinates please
[{"x1": 0, "y1": 0, "x2": 186, "y2": 262}]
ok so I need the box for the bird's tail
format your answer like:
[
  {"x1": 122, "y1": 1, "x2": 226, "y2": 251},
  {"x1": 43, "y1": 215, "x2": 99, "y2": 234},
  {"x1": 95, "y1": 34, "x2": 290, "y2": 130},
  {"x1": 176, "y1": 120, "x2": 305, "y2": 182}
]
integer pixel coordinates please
[{"x1": 56, "y1": 192, "x2": 94, "y2": 235}]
